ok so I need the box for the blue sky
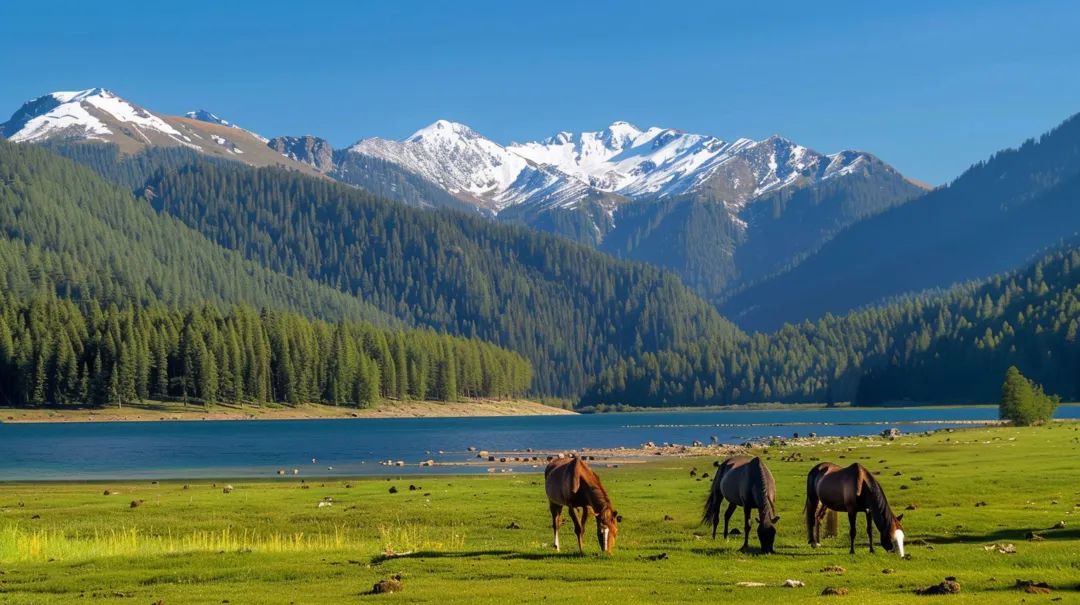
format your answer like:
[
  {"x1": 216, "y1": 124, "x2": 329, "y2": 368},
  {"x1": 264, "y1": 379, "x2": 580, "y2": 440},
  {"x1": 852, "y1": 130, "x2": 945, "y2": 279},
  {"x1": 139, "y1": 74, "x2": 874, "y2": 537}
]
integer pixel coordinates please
[{"x1": 2, "y1": 0, "x2": 1078, "y2": 184}]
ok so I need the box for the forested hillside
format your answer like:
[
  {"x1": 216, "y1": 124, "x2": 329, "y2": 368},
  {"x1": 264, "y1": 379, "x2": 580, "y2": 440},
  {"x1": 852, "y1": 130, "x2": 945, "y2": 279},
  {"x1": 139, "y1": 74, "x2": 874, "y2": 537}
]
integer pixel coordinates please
[
  {"x1": 0, "y1": 140, "x2": 393, "y2": 324},
  {"x1": 140, "y1": 160, "x2": 738, "y2": 395},
  {"x1": 725, "y1": 113, "x2": 1080, "y2": 330},
  {"x1": 0, "y1": 293, "x2": 530, "y2": 408},
  {"x1": 583, "y1": 245, "x2": 1080, "y2": 406}
]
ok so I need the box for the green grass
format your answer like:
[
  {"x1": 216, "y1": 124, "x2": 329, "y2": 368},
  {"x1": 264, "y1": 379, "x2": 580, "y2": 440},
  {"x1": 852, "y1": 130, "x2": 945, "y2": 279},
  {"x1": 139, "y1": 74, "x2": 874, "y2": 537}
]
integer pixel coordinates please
[{"x1": 1, "y1": 424, "x2": 1079, "y2": 603}]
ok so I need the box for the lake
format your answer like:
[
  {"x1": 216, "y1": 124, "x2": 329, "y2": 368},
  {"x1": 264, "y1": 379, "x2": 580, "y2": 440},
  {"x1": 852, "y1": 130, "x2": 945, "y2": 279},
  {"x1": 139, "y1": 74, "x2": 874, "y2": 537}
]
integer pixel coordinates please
[{"x1": 1, "y1": 405, "x2": 1077, "y2": 481}]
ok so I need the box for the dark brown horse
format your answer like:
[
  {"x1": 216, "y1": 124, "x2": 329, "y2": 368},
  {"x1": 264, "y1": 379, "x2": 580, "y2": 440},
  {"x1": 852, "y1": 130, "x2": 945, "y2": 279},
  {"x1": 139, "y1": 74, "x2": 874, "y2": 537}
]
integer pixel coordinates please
[
  {"x1": 702, "y1": 456, "x2": 780, "y2": 553},
  {"x1": 805, "y1": 462, "x2": 905, "y2": 557},
  {"x1": 545, "y1": 457, "x2": 621, "y2": 554}
]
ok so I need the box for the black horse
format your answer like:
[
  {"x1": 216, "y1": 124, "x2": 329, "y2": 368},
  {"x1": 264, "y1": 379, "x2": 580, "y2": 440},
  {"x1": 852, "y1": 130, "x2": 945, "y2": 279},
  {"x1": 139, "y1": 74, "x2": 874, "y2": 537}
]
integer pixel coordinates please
[
  {"x1": 805, "y1": 462, "x2": 905, "y2": 557},
  {"x1": 702, "y1": 456, "x2": 780, "y2": 553}
]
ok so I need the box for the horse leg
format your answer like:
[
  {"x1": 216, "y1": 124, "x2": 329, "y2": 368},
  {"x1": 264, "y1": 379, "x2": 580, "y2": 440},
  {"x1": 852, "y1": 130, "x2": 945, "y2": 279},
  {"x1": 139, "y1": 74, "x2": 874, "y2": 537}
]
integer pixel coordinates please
[
  {"x1": 814, "y1": 505, "x2": 828, "y2": 546},
  {"x1": 567, "y1": 507, "x2": 585, "y2": 554},
  {"x1": 866, "y1": 510, "x2": 874, "y2": 553},
  {"x1": 549, "y1": 502, "x2": 563, "y2": 552},
  {"x1": 722, "y1": 501, "x2": 737, "y2": 539},
  {"x1": 847, "y1": 511, "x2": 858, "y2": 554},
  {"x1": 739, "y1": 506, "x2": 751, "y2": 552}
]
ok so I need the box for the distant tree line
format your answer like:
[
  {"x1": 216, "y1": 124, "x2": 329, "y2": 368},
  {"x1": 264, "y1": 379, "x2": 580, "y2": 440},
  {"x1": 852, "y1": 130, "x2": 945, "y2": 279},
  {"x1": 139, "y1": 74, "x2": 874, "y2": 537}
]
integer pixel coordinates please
[
  {"x1": 0, "y1": 292, "x2": 531, "y2": 408},
  {"x1": 583, "y1": 246, "x2": 1080, "y2": 406}
]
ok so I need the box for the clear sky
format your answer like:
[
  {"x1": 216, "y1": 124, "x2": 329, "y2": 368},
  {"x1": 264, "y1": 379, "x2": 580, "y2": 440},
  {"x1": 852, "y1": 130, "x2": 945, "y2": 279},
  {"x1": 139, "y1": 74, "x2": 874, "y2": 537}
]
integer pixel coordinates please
[{"x1": 2, "y1": 0, "x2": 1079, "y2": 184}]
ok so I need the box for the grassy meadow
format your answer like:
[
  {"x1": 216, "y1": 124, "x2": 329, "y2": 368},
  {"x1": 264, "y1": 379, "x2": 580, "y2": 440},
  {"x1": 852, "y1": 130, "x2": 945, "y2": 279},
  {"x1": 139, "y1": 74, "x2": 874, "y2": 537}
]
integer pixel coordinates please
[{"x1": 1, "y1": 424, "x2": 1078, "y2": 603}]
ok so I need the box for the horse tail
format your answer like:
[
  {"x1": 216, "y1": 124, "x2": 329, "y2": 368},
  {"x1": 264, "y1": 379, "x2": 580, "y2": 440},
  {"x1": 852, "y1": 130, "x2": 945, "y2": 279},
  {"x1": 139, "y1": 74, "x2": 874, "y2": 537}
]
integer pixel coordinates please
[
  {"x1": 805, "y1": 465, "x2": 820, "y2": 543},
  {"x1": 702, "y1": 462, "x2": 727, "y2": 538}
]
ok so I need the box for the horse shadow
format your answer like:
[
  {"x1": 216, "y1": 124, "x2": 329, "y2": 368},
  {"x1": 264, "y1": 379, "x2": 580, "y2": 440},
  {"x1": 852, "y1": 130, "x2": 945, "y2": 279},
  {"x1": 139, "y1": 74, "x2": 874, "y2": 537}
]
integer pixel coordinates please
[
  {"x1": 371, "y1": 550, "x2": 587, "y2": 565},
  {"x1": 920, "y1": 525, "x2": 1080, "y2": 545}
]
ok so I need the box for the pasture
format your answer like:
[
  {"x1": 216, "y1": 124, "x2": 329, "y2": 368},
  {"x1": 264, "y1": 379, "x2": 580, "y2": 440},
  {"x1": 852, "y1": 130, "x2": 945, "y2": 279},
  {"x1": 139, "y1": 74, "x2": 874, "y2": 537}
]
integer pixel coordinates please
[{"x1": 1, "y1": 423, "x2": 1078, "y2": 603}]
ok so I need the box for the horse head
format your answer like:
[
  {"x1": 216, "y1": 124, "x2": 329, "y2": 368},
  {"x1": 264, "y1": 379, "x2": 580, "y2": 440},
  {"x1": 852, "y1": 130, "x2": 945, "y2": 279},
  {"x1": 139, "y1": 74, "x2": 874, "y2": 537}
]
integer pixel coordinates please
[
  {"x1": 757, "y1": 514, "x2": 781, "y2": 553},
  {"x1": 879, "y1": 512, "x2": 905, "y2": 556},
  {"x1": 596, "y1": 508, "x2": 621, "y2": 553},
  {"x1": 884, "y1": 513, "x2": 905, "y2": 557}
]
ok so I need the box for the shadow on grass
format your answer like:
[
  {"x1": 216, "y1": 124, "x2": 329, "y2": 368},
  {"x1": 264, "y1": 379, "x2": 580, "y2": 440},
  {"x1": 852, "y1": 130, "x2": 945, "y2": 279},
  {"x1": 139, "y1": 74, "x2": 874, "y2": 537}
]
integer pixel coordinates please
[
  {"x1": 372, "y1": 550, "x2": 584, "y2": 565},
  {"x1": 921, "y1": 526, "x2": 1080, "y2": 545}
]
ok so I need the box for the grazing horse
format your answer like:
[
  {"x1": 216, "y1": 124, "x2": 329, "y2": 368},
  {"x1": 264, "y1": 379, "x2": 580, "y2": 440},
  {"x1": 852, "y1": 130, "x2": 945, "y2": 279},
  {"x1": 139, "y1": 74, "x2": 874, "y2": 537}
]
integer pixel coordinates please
[
  {"x1": 702, "y1": 456, "x2": 780, "y2": 553},
  {"x1": 805, "y1": 462, "x2": 905, "y2": 557},
  {"x1": 545, "y1": 457, "x2": 621, "y2": 554}
]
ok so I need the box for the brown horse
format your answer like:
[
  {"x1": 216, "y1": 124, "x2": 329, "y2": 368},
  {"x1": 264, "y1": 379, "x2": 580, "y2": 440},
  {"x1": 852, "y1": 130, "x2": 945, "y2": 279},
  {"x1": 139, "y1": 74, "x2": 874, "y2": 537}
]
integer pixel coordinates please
[
  {"x1": 805, "y1": 462, "x2": 905, "y2": 557},
  {"x1": 702, "y1": 456, "x2": 780, "y2": 553},
  {"x1": 545, "y1": 456, "x2": 621, "y2": 554}
]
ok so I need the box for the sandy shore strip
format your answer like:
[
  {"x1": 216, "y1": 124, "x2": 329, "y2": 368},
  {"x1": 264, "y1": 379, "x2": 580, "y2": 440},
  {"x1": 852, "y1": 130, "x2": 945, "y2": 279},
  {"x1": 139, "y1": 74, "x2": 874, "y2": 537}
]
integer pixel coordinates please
[{"x1": 0, "y1": 398, "x2": 575, "y2": 424}]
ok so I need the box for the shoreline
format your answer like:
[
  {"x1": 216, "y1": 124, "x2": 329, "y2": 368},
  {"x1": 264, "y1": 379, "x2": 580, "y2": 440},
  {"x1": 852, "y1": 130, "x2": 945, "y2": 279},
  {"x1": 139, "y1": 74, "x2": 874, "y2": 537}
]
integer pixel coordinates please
[{"x1": 0, "y1": 398, "x2": 575, "y2": 424}]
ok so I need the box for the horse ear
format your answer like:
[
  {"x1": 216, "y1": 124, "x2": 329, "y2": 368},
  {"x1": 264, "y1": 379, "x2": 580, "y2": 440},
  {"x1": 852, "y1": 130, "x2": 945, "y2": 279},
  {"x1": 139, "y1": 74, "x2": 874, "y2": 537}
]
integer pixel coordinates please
[
  {"x1": 896, "y1": 513, "x2": 904, "y2": 522},
  {"x1": 616, "y1": 514, "x2": 623, "y2": 523},
  {"x1": 772, "y1": 516, "x2": 780, "y2": 524}
]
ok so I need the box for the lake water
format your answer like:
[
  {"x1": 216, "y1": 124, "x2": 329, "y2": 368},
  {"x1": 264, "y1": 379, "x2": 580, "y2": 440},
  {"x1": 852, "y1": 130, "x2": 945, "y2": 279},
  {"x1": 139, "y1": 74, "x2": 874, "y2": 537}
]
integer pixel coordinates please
[{"x1": 1, "y1": 405, "x2": 1077, "y2": 481}]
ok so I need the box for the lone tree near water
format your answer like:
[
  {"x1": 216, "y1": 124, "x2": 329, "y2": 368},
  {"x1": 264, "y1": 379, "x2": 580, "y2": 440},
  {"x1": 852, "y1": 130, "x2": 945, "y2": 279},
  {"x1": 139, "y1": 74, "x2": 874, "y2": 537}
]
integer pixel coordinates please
[{"x1": 999, "y1": 366, "x2": 1059, "y2": 426}]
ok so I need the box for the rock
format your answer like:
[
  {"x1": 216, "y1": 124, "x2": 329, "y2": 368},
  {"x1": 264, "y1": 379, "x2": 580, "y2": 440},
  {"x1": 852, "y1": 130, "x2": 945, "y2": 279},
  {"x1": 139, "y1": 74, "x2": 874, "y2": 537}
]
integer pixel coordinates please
[
  {"x1": 488, "y1": 456, "x2": 496, "y2": 462},
  {"x1": 371, "y1": 575, "x2": 403, "y2": 594},
  {"x1": 821, "y1": 587, "x2": 848, "y2": 596},
  {"x1": 821, "y1": 565, "x2": 846, "y2": 574},
  {"x1": 729, "y1": 528, "x2": 741, "y2": 536},
  {"x1": 467, "y1": 446, "x2": 477, "y2": 452},
  {"x1": 408, "y1": 484, "x2": 418, "y2": 491},
  {"x1": 882, "y1": 568, "x2": 895, "y2": 574},
  {"x1": 129, "y1": 499, "x2": 143, "y2": 508},
  {"x1": 222, "y1": 485, "x2": 234, "y2": 494},
  {"x1": 505, "y1": 521, "x2": 522, "y2": 530},
  {"x1": 1052, "y1": 520, "x2": 1066, "y2": 529},
  {"x1": 103, "y1": 489, "x2": 114, "y2": 496},
  {"x1": 388, "y1": 486, "x2": 398, "y2": 494},
  {"x1": 1026, "y1": 531, "x2": 1045, "y2": 541},
  {"x1": 783, "y1": 579, "x2": 805, "y2": 588},
  {"x1": 317, "y1": 501, "x2": 332, "y2": 508},
  {"x1": 983, "y1": 543, "x2": 1016, "y2": 554},
  {"x1": 882, "y1": 428, "x2": 901, "y2": 439},
  {"x1": 736, "y1": 581, "x2": 765, "y2": 587},
  {"x1": 915, "y1": 579, "x2": 961, "y2": 595},
  {"x1": 1014, "y1": 580, "x2": 1052, "y2": 594},
  {"x1": 268, "y1": 135, "x2": 336, "y2": 172},
  {"x1": 905, "y1": 504, "x2": 917, "y2": 510}
]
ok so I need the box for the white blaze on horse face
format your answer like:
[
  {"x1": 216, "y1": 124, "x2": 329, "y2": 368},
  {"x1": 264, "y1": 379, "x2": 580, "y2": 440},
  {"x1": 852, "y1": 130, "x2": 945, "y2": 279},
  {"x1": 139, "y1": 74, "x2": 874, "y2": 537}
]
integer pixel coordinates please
[{"x1": 893, "y1": 529, "x2": 905, "y2": 558}]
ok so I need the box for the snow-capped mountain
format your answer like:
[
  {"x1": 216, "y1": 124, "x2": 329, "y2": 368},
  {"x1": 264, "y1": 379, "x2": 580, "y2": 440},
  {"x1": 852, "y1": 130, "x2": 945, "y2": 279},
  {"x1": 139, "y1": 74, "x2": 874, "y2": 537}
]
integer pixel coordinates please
[
  {"x1": 349, "y1": 120, "x2": 590, "y2": 211},
  {"x1": 1, "y1": 88, "x2": 316, "y2": 173},
  {"x1": 348, "y1": 119, "x2": 899, "y2": 217},
  {"x1": 185, "y1": 109, "x2": 269, "y2": 143}
]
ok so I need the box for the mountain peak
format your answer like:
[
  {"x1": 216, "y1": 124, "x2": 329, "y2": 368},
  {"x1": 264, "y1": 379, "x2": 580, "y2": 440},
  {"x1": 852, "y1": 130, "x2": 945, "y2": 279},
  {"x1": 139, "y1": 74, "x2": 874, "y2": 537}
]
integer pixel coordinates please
[
  {"x1": 407, "y1": 119, "x2": 479, "y2": 142},
  {"x1": 185, "y1": 109, "x2": 232, "y2": 127}
]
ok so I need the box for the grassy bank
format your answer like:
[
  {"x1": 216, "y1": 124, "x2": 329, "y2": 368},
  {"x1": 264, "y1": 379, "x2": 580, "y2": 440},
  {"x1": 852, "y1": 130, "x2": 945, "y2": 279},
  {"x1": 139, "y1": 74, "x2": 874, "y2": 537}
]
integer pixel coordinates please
[
  {"x1": 1, "y1": 424, "x2": 1078, "y2": 603},
  {"x1": 0, "y1": 398, "x2": 574, "y2": 424}
]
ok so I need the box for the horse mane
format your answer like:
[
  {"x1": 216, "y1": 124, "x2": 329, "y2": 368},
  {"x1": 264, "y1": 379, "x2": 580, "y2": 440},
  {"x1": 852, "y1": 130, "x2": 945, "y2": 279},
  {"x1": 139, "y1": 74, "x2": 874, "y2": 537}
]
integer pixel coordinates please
[
  {"x1": 751, "y1": 457, "x2": 776, "y2": 521},
  {"x1": 860, "y1": 467, "x2": 894, "y2": 530},
  {"x1": 576, "y1": 458, "x2": 613, "y2": 515}
]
